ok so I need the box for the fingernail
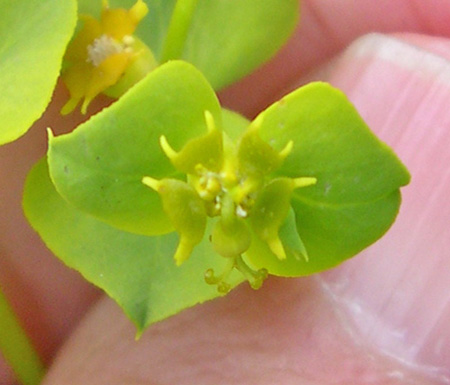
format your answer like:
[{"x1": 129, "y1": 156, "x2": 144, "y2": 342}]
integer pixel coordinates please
[{"x1": 322, "y1": 34, "x2": 450, "y2": 381}]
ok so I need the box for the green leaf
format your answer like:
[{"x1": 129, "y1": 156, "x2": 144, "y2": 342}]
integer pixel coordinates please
[
  {"x1": 23, "y1": 159, "x2": 243, "y2": 333},
  {"x1": 182, "y1": 0, "x2": 299, "y2": 89},
  {"x1": 278, "y1": 208, "x2": 309, "y2": 262},
  {"x1": 0, "y1": 0, "x2": 77, "y2": 144},
  {"x1": 77, "y1": 0, "x2": 299, "y2": 89},
  {"x1": 245, "y1": 82, "x2": 410, "y2": 274},
  {"x1": 222, "y1": 109, "x2": 250, "y2": 140},
  {"x1": 245, "y1": 192, "x2": 402, "y2": 275},
  {"x1": 257, "y1": 82, "x2": 410, "y2": 201},
  {"x1": 48, "y1": 61, "x2": 221, "y2": 236}
]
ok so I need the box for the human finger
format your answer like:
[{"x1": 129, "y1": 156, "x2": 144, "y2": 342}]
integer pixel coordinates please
[{"x1": 220, "y1": 0, "x2": 450, "y2": 116}]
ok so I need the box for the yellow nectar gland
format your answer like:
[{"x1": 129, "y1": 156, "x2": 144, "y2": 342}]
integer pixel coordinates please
[{"x1": 143, "y1": 111, "x2": 317, "y2": 293}]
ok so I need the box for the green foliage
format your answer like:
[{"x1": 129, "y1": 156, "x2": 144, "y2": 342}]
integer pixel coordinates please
[
  {"x1": 43, "y1": 61, "x2": 409, "y2": 321},
  {"x1": 49, "y1": 61, "x2": 222, "y2": 236},
  {"x1": 77, "y1": 0, "x2": 299, "y2": 89},
  {"x1": 0, "y1": 3, "x2": 413, "y2": 385},
  {"x1": 23, "y1": 159, "x2": 243, "y2": 332},
  {"x1": 0, "y1": 0, "x2": 76, "y2": 144},
  {"x1": 183, "y1": 0, "x2": 299, "y2": 89},
  {"x1": 4, "y1": 0, "x2": 409, "y2": 335},
  {"x1": 244, "y1": 82, "x2": 411, "y2": 275}
]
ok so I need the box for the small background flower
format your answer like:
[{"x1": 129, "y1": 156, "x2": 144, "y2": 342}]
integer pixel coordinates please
[{"x1": 61, "y1": 0, "x2": 152, "y2": 115}]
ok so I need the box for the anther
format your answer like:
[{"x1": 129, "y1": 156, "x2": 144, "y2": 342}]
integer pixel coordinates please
[
  {"x1": 235, "y1": 204, "x2": 248, "y2": 218},
  {"x1": 122, "y1": 35, "x2": 135, "y2": 46}
]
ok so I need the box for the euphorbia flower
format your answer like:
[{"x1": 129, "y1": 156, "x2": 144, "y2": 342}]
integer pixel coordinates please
[
  {"x1": 143, "y1": 111, "x2": 317, "y2": 292},
  {"x1": 61, "y1": 0, "x2": 155, "y2": 115},
  {"x1": 47, "y1": 61, "x2": 410, "y2": 298}
]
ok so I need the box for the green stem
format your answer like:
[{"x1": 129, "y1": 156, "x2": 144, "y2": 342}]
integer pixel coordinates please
[
  {"x1": 0, "y1": 287, "x2": 45, "y2": 385},
  {"x1": 160, "y1": 0, "x2": 199, "y2": 62}
]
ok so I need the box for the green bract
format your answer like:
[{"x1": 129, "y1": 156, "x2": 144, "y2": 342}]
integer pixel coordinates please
[
  {"x1": 245, "y1": 84, "x2": 411, "y2": 275},
  {"x1": 49, "y1": 61, "x2": 222, "y2": 236},
  {"x1": 181, "y1": 0, "x2": 299, "y2": 89},
  {"x1": 77, "y1": 0, "x2": 299, "y2": 89},
  {"x1": 23, "y1": 159, "x2": 243, "y2": 333},
  {"x1": 43, "y1": 60, "x2": 410, "y2": 302},
  {"x1": 0, "y1": 0, "x2": 76, "y2": 144}
]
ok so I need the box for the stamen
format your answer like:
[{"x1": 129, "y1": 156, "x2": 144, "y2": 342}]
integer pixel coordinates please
[
  {"x1": 122, "y1": 35, "x2": 135, "y2": 47},
  {"x1": 87, "y1": 35, "x2": 124, "y2": 67},
  {"x1": 235, "y1": 204, "x2": 248, "y2": 218}
]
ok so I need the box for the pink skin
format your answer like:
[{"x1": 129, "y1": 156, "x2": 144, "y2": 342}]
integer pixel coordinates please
[{"x1": 1, "y1": 1, "x2": 450, "y2": 384}]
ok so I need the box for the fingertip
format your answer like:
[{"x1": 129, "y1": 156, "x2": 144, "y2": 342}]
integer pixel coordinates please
[{"x1": 319, "y1": 33, "x2": 450, "y2": 376}]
